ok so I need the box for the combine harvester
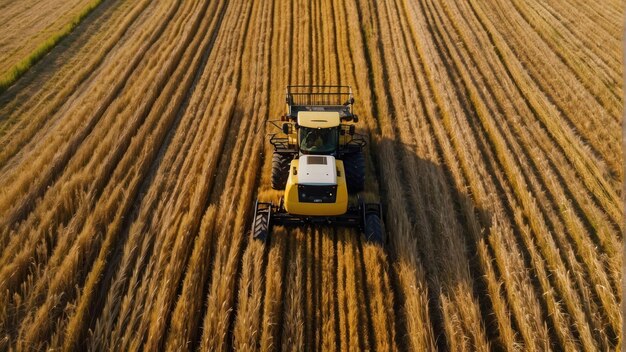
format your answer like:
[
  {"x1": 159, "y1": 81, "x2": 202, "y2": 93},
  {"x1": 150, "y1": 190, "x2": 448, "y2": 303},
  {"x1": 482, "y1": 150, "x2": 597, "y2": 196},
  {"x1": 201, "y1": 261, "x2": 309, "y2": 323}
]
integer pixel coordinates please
[{"x1": 252, "y1": 86, "x2": 384, "y2": 243}]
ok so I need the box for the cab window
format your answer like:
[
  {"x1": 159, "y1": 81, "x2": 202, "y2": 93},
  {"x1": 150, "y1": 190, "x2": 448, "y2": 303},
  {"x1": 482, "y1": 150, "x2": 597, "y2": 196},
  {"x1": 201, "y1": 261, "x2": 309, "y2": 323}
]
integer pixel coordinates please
[{"x1": 299, "y1": 127, "x2": 338, "y2": 153}]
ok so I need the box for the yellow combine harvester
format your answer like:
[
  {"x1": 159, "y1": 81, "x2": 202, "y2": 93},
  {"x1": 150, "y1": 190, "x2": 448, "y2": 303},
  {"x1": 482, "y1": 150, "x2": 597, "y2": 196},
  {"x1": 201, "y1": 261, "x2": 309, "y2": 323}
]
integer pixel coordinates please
[{"x1": 252, "y1": 86, "x2": 384, "y2": 243}]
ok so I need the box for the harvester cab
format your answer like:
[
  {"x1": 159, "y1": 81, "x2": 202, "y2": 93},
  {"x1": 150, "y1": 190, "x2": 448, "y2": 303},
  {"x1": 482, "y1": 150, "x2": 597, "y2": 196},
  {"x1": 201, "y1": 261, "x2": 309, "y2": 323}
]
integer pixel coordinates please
[{"x1": 252, "y1": 85, "x2": 384, "y2": 243}]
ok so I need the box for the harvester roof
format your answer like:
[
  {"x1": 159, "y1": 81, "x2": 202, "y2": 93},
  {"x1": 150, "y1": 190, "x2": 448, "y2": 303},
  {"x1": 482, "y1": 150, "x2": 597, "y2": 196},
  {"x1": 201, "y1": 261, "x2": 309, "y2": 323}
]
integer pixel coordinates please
[
  {"x1": 297, "y1": 111, "x2": 341, "y2": 128},
  {"x1": 297, "y1": 155, "x2": 337, "y2": 185}
]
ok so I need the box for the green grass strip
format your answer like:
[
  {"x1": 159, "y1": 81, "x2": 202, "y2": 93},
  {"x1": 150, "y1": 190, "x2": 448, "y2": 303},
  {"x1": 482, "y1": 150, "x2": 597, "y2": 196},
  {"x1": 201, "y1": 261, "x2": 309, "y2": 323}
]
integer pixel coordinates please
[{"x1": 0, "y1": 0, "x2": 105, "y2": 94}]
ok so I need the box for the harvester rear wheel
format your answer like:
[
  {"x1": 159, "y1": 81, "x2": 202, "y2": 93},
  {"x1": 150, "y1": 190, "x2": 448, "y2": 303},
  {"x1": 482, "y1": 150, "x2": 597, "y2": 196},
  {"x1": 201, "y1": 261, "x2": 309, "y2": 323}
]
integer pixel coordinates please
[
  {"x1": 343, "y1": 152, "x2": 365, "y2": 193},
  {"x1": 271, "y1": 152, "x2": 292, "y2": 190},
  {"x1": 364, "y1": 213, "x2": 383, "y2": 244},
  {"x1": 252, "y1": 207, "x2": 271, "y2": 241}
]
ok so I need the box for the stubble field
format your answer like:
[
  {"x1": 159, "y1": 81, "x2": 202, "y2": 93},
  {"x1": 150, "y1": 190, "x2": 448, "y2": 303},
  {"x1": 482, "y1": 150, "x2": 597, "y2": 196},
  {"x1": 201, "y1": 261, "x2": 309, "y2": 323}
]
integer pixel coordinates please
[{"x1": 0, "y1": 0, "x2": 622, "y2": 350}]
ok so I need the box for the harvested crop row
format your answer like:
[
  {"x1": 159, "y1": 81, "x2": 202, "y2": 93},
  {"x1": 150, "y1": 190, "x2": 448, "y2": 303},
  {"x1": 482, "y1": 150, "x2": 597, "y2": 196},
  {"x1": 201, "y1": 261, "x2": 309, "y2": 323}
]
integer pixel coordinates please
[
  {"x1": 316, "y1": 0, "x2": 400, "y2": 349},
  {"x1": 104, "y1": 0, "x2": 255, "y2": 349},
  {"x1": 474, "y1": 0, "x2": 622, "y2": 180},
  {"x1": 231, "y1": 0, "x2": 293, "y2": 348},
  {"x1": 199, "y1": 0, "x2": 274, "y2": 349},
  {"x1": 417, "y1": 0, "x2": 619, "y2": 348},
  {"x1": 0, "y1": 0, "x2": 184, "y2": 232},
  {"x1": 425, "y1": 3, "x2": 599, "y2": 349},
  {"x1": 0, "y1": 0, "x2": 180, "y2": 342},
  {"x1": 0, "y1": 0, "x2": 228, "y2": 349},
  {"x1": 0, "y1": 0, "x2": 96, "y2": 77},
  {"x1": 436, "y1": 0, "x2": 619, "y2": 306},
  {"x1": 23, "y1": 1, "x2": 220, "y2": 348},
  {"x1": 535, "y1": 0, "x2": 622, "y2": 67},
  {"x1": 508, "y1": 0, "x2": 621, "y2": 118},
  {"x1": 0, "y1": 0, "x2": 154, "y2": 163}
]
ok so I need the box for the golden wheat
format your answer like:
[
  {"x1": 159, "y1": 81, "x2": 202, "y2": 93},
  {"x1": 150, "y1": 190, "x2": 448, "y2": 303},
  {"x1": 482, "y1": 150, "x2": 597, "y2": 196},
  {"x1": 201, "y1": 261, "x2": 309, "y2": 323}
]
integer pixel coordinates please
[{"x1": 0, "y1": 0, "x2": 620, "y2": 349}]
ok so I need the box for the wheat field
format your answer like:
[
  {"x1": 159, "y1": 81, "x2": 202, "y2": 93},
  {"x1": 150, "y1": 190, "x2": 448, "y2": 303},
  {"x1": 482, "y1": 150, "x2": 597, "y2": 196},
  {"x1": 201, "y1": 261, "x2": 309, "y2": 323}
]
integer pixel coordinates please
[{"x1": 0, "y1": 0, "x2": 622, "y2": 350}]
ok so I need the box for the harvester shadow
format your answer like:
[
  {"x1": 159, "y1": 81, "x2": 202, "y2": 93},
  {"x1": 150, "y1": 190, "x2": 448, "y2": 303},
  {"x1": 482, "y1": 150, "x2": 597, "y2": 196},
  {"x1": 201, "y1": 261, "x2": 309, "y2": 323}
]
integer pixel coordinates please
[
  {"x1": 370, "y1": 138, "x2": 500, "y2": 352},
  {"x1": 268, "y1": 136, "x2": 503, "y2": 351}
]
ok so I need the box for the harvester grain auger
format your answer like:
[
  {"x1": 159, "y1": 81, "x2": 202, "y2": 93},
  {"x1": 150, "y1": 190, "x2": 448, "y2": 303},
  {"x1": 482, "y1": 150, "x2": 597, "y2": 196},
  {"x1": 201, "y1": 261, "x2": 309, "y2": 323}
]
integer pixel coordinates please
[{"x1": 251, "y1": 86, "x2": 384, "y2": 243}]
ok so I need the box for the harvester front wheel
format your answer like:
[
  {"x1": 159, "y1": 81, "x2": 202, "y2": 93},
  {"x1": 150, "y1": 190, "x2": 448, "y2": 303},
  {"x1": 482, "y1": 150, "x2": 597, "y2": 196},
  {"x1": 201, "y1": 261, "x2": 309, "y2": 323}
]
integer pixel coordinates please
[
  {"x1": 343, "y1": 152, "x2": 365, "y2": 193},
  {"x1": 271, "y1": 153, "x2": 292, "y2": 189},
  {"x1": 364, "y1": 213, "x2": 383, "y2": 244}
]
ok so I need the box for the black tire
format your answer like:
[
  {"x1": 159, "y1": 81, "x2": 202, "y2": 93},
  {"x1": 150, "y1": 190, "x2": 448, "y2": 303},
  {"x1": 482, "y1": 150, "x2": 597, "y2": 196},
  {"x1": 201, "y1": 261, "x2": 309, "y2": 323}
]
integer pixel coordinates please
[
  {"x1": 364, "y1": 213, "x2": 384, "y2": 244},
  {"x1": 252, "y1": 209, "x2": 270, "y2": 241},
  {"x1": 271, "y1": 152, "x2": 293, "y2": 190},
  {"x1": 343, "y1": 152, "x2": 365, "y2": 193}
]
